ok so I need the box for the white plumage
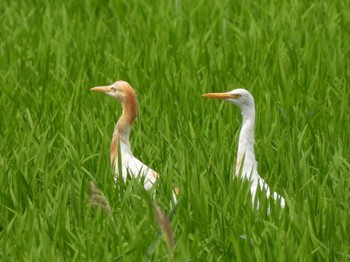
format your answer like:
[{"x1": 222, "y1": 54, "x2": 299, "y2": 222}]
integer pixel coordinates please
[
  {"x1": 115, "y1": 141, "x2": 159, "y2": 191},
  {"x1": 202, "y1": 88, "x2": 285, "y2": 208}
]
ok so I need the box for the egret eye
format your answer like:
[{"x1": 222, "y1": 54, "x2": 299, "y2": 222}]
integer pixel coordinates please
[
  {"x1": 111, "y1": 87, "x2": 117, "y2": 92},
  {"x1": 236, "y1": 94, "x2": 241, "y2": 98}
]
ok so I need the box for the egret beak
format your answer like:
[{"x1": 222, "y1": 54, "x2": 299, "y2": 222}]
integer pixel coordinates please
[
  {"x1": 90, "y1": 86, "x2": 112, "y2": 93},
  {"x1": 202, "y1": 92, "x2": 233, "y2": 99}
]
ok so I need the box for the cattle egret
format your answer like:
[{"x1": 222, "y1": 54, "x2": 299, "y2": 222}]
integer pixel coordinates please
[
  {"x1": 202, "y1": 88, "x2": 285, "y2": 208},
  {"x1": 90, "y1": 81, "x2": 159, "y2": 190}
]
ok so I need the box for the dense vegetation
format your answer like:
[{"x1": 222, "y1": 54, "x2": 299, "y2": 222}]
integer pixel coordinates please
[{"x1": 1, "y1": 0, "x2": 349, "y2": 260}]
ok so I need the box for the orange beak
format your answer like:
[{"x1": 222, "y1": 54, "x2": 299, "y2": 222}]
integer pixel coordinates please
[
  {"x1": 90, "y1": 86, "x2": 111, "y2": 93},
  {"x1": 202, "y1": 92, "x2": 233, "y2": 99}
]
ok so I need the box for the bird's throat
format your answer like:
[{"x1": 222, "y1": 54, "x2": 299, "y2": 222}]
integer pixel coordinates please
[
  {"x1": 121, "y1": 96, "x2": 137, "y2": 125},
  {"x1": 109, "y1": 100, "x2": 136, "y2": 166},
  {"x1": 235, "y1": 108, "x2": 256, "y2": 177}
]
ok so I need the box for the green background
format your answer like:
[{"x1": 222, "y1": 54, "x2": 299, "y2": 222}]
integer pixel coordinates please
[{"x1": 1, "y1": 0, "x2": 349, "y2": 260}]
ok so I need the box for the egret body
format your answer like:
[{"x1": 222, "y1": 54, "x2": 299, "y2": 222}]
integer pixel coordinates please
[
  {"x1": 91, "y1": 81, "x2": 158, "y2": 190},
  {"x1": 202, "y1": 89, "x2": 285, "y2": 208}
]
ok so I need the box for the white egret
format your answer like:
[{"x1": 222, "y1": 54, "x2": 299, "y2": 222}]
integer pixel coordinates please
[{"x1": 202, "y1": 89, "x2": 285, "y2": 208}]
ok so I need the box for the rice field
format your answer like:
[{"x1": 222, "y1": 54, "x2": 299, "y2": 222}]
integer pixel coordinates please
[{"x1": 1, "y1": 0, "x2": 349, "y2": 260}]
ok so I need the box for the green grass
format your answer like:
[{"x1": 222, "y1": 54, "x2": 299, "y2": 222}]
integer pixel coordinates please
[{"x1": 1, "y1": 0, "x2": 350, "y2": 260}]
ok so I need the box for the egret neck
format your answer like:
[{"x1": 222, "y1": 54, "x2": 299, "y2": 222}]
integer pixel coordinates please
[
  {"x1": 110, "y1": 89, "x2": 137, "y2": 165},
  {"x1": 236, "y1": 102, "x2": 257, "y2": 179}
]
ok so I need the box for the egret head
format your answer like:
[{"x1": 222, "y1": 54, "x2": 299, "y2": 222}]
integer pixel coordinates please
[
  {"x1": 202, "y1": 88, "x2": 254, "y2": 110},
  {"x1": 90, "y1": 80, "x2": 136, "y2": 103}
]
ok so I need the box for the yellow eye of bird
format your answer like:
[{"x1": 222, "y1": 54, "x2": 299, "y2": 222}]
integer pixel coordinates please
[
  {"x1": 111, "y1": 87, "x2": 117, "y2": 92},
  {"x1": 236, "y1": 94, "x2": 241, "y2": 98}
]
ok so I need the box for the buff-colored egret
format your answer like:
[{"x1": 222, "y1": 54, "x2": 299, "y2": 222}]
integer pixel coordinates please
[
  {"x1": 90, "y1": 80, "x2": 159, "y2": 190},
  {"x1": 202, "y1": 88, "x2": 285, "y2": 208}
]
